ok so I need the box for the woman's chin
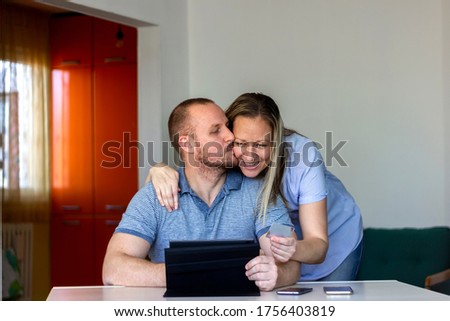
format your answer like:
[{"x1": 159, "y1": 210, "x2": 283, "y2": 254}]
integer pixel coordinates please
[{"x1": 240, "y1": 166, "x2": 263, "y2": 178}]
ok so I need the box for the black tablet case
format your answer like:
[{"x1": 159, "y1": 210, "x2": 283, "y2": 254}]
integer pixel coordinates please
[{"x1": 163, "y1": 240, "x2": 261, "y2": 297}]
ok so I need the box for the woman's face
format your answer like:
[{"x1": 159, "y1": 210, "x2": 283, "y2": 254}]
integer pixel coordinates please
[{"x1": 232, "y1": 115, "x2": 273, "y2": 178}]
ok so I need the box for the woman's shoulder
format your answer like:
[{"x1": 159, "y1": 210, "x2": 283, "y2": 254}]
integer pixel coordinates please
[
  {"x1": 283, "y1": 132, "x2": 325, "y2": 171},
  {"x1": 283, "y1": 132, "x2": 317, "y2": 151},
  {"x1": 284, "y1": 132, "x2": 312, "y2": 143}
]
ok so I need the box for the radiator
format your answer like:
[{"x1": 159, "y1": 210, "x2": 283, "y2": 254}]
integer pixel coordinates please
[{"x1": 2, "y1": 223, "x2": 33, "y2": 300}]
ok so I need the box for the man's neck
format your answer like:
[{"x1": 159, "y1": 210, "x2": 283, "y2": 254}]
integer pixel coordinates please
[{"x1": 184, "y1": 165, "x2": 226, "y2": 207}]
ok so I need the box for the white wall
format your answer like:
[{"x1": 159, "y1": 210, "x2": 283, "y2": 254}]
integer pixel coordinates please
[{"x1": 187, "y1": 0, "x2": 449, "y2": 228}]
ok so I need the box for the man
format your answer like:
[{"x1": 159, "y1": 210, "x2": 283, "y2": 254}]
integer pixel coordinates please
[{"x1": 102, "y1": 98, "x2": 299, "y2": 291}]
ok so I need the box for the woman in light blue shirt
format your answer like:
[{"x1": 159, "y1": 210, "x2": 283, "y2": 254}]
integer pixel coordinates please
[
  {"x1": 275, "y1": 133, "x2": 363, "y2": 280},
  {"x1": 148, "y1": 93, "x2": 363, "y2": 281}
]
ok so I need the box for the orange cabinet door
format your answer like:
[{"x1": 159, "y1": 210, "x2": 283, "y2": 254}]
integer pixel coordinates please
[
  {"x1": 50, "y1": 15, "x2": 92, "y2": 67},
  {"x1": 93, "y1": 216, "x2": 121, "y2": 285},
  {"x1": 93, "y1": 18, "x2": 137, "y2": 65},
  {"x1": 51, "y1": 67, "x2": 94, "y2": 216},
  {"x1": 93, "y1": 64, "x2": 138, "y2": 215},
  {"x1": 51, "y1": 216, "x2": 95, "y2": 286}
]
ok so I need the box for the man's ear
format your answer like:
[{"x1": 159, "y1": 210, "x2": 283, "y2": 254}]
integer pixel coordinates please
[{"x1": 179, "y1": 135, "x2": 194, "y2": 153}]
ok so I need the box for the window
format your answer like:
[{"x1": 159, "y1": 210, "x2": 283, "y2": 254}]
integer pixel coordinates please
[
  {"x1": 1, "y1": 61, "x2": 33, "y2": 190},
  {"x1": 1, "y1": 3, "x2": 50, "y2": 221}
]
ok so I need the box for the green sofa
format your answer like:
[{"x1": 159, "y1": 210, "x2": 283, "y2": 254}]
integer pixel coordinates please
[{"x1": 356, "y1": 227, "x2": 450, "y2": 288}]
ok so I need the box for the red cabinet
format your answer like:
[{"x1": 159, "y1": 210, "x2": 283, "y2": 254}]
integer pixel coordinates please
[
  {"x1": 51, "y1": 67, "x2": 94, "y2": 216},
  {"x1": 93, "y1": 216, "x2": 121, "y2": 283},
  {"x1": 93, "y1": 19, "x2": 137, "y2": 65},
  {"x1": 51, "y1": 216, "x2": 95, "y2": 286},
  {"x1": 50, "y1": 15, "x2": 92, "y2": 67},
  {"x1": 50, "y1": 15, "x2": 138, "y2": 286},
  {"x1": 93, "y1": 64, "x2": 138, "y2": 215}
]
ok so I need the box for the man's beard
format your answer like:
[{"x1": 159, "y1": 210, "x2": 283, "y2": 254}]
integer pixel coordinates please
[
  {"x1": 194, "y1": 144, "x2": 235, "y2": 170},
  {"x1": 201, "y1": 151, "x2": 235, "y2": 169}
]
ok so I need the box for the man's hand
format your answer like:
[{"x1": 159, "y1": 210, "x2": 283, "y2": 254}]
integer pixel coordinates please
[
  {"x1": 245, "y1": 255, "x2": 278, "y2": 291},
  {"x1": 257, "y1": 231, "x2": 301, "y2": 290}
]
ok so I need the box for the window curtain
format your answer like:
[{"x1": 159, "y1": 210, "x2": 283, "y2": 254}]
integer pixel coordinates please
[{"x1": 1, "y1": 3, "x2": 50, "y2": 222}]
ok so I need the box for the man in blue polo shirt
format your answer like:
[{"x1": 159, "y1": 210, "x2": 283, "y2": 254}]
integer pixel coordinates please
[{"x1": 102, "y1": 98, "x2": 299, "y2": 291}]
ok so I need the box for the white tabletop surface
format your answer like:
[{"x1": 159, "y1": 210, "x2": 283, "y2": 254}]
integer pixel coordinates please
[{"x1": 46, "y1": 280, "x2": 449, "y2": 301}]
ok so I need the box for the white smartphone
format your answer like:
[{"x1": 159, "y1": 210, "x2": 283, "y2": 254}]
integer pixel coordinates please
[
  {"x1": 323, "y1": 286, "x2": 353, "y2": 295},
  {"x1": 276, "y1": 287, "x2": 313, "y2": 295}
]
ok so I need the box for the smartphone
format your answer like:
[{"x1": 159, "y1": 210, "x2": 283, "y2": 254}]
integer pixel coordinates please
[
  {"x1": 323, "y1": 286, "x2": 353, "y2": 295},
  {"x1": 276, "y1": 287, "x2": 313, "y2": 295}
]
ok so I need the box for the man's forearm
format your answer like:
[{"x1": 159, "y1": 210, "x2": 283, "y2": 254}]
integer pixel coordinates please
[{"x1": 103, "y1": 253, "x2": 166, "y2": 287}]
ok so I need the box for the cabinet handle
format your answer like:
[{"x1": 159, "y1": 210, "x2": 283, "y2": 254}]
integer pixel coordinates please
[
  {"x1": 104, "y1": 57, "x2": 125, "y2": 63},
  {"x1": 105, "y1": 220, "x2": 120, "y2": 226},
  {"x1": 105, "y1": 204, "x2": 126, "y2": 211},
  {"x1": 63, "y1": 220, "x2": 81, "y2": 226},
  {"x1": 61, "y1": 60, "x2": 80, "y2": 65},
  {"x1": 62, "y1": 205, "x2": 81, "y2": 211}
]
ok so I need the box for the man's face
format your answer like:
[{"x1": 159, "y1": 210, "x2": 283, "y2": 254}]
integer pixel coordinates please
[{"x1": 183, "y1": 103, "x2": 235, "y2": 169}]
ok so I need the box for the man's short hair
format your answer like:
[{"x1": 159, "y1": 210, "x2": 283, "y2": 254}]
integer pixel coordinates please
[{"x1": 168, "y1": 98, "x2": 215, "y2": 152}]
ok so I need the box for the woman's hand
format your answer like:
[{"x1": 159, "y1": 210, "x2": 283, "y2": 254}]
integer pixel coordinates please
[
  {"x1": 146, "y1": 164, "x2": 180, "y2": 211},
  {"x1": 268, "y1": 236, "x2": 296, "y2": 263}
]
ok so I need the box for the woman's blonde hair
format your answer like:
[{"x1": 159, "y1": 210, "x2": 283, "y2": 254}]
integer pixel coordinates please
[{"x1": 226, "y1": 93, "x2": 293, "y2": 221}]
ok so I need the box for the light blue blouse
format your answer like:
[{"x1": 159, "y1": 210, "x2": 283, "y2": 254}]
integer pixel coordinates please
[{"x1": 282, "y1": 133, "x2": 363, "y2": 280}]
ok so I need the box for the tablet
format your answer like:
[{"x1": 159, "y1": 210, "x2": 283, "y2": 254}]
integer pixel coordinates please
[{"x1": 164, "y1": 240, "x2": 261, "y2": 297}]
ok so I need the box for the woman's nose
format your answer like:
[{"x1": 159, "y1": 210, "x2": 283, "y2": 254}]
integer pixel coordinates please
[{"x1": 240, "y1": 148, "x2": 259, "y2": 161}]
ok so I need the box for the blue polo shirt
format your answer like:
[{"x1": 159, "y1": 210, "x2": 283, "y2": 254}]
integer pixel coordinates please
[{"x1": 115, "y1": 169, "x2": 292, "y2": 262}]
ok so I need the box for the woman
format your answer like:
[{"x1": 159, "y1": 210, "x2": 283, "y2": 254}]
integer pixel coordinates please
[{"x1": 148, "y1": 93, "x2": 363, "y2": 281}]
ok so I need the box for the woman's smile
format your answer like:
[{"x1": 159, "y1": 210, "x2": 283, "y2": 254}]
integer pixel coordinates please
[{"x1": 232, "y1": 116, "x2": 273, "y2": 178}]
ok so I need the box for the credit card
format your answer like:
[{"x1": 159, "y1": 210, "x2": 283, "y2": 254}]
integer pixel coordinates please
[{"x1": 267, "y1": 222, "x2": 293, "y2": 238}]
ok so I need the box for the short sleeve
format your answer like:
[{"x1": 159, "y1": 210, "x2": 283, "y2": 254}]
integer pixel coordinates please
[
  {"x1": 115, "y1": 183, "x2": 160, "y2": 245},
  {"x1": 282, "y1": 135, "x2": 327, "y2": 210}
]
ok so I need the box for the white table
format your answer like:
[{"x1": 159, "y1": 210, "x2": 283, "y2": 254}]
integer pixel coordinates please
[{"x1": 46, "y1": 280, "x2": 449, "y2": 301}]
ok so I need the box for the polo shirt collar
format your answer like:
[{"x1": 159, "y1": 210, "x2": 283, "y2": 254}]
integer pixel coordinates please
[{"x1": 178, "y1": 168, "x2": 243, "y2": 196}]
